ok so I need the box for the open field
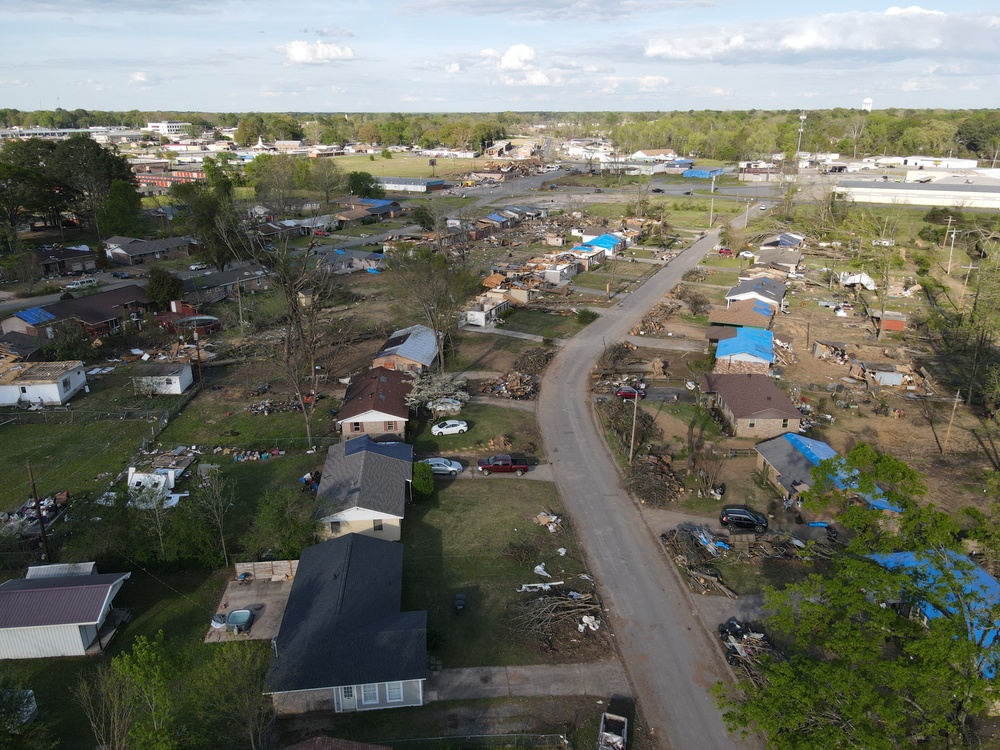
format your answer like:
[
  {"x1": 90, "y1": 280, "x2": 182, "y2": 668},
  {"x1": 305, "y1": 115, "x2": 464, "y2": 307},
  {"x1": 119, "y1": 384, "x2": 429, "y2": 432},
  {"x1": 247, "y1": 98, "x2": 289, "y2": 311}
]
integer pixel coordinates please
[
  {"x1": 500, "y1": 308, "x2": 592, "y2": 339},
  {"x1": 324, "y1": 153, "x2": 476, "y2": 179}
]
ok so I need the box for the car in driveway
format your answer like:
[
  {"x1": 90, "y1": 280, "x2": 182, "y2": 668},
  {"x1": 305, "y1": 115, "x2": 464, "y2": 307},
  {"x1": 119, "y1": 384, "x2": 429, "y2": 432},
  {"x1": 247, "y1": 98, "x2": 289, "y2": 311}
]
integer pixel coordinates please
[
  {"x1": 421, "y1": 457, "x2": 463, "y2": 476},
  {"x1": 738, "y1": 250, "x2": 756, "y2": 259},
  {"x1": 431, "y1": 420, "x2": 468, "y2": 436},
  {"x1": 758, "y1": 205, "x2": 768, "y2": 210},
  {"x1": 110, "y1": 271, "x2": 130, "y2": 279},
  {"x1": 189, "y1": 262, "x2": 209, "y2": 271},
  {"x1": 719, "y1": 505, "x2": 768, "y2": 533},
  {"x1": 615, "y1": 386, "x2": 646, "y2": 401},
  {"x1": 717, "y1": 247, "x2": 733, "y2": 257}
]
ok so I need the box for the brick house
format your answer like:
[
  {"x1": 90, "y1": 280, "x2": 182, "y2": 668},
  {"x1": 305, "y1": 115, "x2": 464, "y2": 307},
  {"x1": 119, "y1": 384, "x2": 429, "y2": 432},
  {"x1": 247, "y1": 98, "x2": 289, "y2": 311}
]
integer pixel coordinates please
[
  {"x1": 698, "y1": 373, "x2": 801, "y2": 438},
  {"x1": 335, "y1": 367, "x2": 412, "y2": 439}
]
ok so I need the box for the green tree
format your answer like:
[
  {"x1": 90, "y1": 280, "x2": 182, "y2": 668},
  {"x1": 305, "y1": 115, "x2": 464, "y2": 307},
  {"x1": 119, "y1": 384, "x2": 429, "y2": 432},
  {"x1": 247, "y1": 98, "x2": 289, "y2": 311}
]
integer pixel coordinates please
[
  {"x1": 345, "y1": 171, "x2": 385, "y2": 199},
  {"x1": 145, "y1": 268, "x2": 183, "y2": 310},
  {"x1": 39, "y1": 321, "x2": 92, "y2": 362},
  {"x1": 73, "y1": 662, "x2": 135, "y2": 750},
  {"x1": 50, "y1": 136, "x2": 134, "y2": 239},
  {"x1": 410, "y1": 204, "x2": 435, "y2": 232},
  {"x1": 98, "y1": 179, "x2": 143, "y2": 237},
  {"x1": 113, "y1": 631, "x2": 177, "y2": 750},
  {"x1": 189, "y1": 643, "x2": 273, "y2": 750},
  {"x1": 244, "y1": 154, "x2": 297, "y2": 217},
  {"x1": 234, "y1": 115, "x2": 264, "y2": 147},
  {"x1": 387, "y1": 244, "x2": 479, "y2": 370},
  {"x1": 242, "y1": 487, "x2": 316, "y2": 560},
  {"x1": 412, "y1": 461, "x2": 434, "y2": 500},
  {"x1": 305, "y1": 158, "x2": 343, "y2": 205}
]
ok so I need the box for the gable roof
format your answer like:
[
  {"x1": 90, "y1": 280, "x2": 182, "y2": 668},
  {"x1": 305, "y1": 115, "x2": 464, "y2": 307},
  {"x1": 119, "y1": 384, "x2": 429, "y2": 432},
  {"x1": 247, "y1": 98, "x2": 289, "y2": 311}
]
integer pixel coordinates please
[
  {"x1": 106, "y1": 236, "x2": 194, "y2": 257},
  {"x1": 267, "y1": 536, "x2": 427, "y2": 693},
  {"x1": 337, "y1": 367, "x2": 412, "y2": 422},
  {"x1": 315, "y1": 436, "x2": 412, "y2": 520},
  {"x1": 708, "y1": 299, "x2": 774, "y2": 329},
  {"x1": 716, "y1": 328, "x2": 774, "y2": 363},
  {"x1": 42, "y1": 285, "x2": 153, "y2": 325},
  {"x1": 375, "y1": 325, "x2": 438, "y2": 368},
  {"x1": 726, "y1": 277, "x2": 787, "y2": 304},
  {"x1": 699, "y1": 373, "x2": 799, "y2": 420},
  {"x1": 0, "y1": 572, "x2": 130, "y2": 628}
]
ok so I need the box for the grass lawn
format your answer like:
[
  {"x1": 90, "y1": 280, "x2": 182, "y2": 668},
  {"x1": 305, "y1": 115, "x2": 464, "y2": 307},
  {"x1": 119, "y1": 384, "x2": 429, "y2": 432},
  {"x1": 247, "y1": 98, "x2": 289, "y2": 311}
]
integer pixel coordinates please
[
  {"x1": 714, "y1": 555, "x2": 831, "y2": 596},
  {"x1": 327, "y1": 153, "x2": 476, "y2": 180},
  {"x1": 401, "y1": 479, "x2": 588, "y2": 667},
  {"x1": 411, "y1": 403, "x2": 542, "y2": 460},
  {"x1": 500, "y1": 309, "x2": 591, "y2": 339},
  {"x1": 448, "y1": 332, "x2": 533, "y2": 372}
]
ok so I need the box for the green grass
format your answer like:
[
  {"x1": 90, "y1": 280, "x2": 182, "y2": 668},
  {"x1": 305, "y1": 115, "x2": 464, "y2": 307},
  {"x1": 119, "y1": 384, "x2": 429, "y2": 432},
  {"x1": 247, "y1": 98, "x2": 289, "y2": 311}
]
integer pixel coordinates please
[
  {"x1": 401, "y1": 480, "x2": 587, "y2": 667},
  {"x1": 326, "y1": 153, "x2": 477, "y2": 180},
  {"x1": 448, "y1": 333, "x2": 532, "y2": 372},
  {"x1": 411, "y1": 403, "x2": 542, "y2": 458},
  {"x1": 500, "y1": 309, "x2": 590, "y2": 339}
]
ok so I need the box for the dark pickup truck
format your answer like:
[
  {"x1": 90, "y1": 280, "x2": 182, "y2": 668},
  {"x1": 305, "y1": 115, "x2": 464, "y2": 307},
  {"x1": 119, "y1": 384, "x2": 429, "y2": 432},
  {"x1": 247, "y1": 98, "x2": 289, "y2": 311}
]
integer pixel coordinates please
[{"x1": 476, "y1": 454, "x2": 529, "y2": 476}]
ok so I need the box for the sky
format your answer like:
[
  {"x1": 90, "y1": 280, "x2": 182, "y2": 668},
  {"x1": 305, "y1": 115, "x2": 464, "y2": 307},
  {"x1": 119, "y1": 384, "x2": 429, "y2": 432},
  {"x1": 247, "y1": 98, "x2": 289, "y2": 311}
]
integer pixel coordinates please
[{"x1": 1, "y1": 1, "x2": 999, "y2": 113}]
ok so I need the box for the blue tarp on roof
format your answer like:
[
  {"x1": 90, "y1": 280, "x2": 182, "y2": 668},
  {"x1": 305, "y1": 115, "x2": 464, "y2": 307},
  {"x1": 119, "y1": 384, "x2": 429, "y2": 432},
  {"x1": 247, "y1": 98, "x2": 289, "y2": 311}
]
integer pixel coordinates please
[
  {"x1": 752, "y1": 300, "x2": 773, "y2": 318},
  {"x1": 358, "y1": 198, "x2": 394, "y2": 208},
  {"x1": 782, "y1": 433, "x2": 901, "y2": 512},
  {"x1": 15, "y1": 308, "x2": 56, "y2": 325},
  {"x1": 871, "y1": 550, "x2": 1000, "y2": 676},
  {"x1": 778, "y1": 232, "x2": 806, "y2": 247},
  {"x1": 588, "y1": 234, "x2": 622, "y2": 251},
  {"x1": 716, "y1": 328, "x2": 774, "y2": 363},
  {"x1": 683, "y1": 168, "x2": 725, "y2": 179},
  {"x1": 486, "y1": 213, "x2": 507, "y2": 223}
]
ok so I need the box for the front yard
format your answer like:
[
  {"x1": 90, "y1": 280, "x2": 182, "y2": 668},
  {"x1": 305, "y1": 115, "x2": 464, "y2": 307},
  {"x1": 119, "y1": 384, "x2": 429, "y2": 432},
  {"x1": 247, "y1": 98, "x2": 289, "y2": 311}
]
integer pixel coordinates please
[
  {"x1": 411, "y1": 402, "x2": 542, "y2": 459},
  {"x1": 500, "y1": 308, "x2": 593, "y2": 339}
]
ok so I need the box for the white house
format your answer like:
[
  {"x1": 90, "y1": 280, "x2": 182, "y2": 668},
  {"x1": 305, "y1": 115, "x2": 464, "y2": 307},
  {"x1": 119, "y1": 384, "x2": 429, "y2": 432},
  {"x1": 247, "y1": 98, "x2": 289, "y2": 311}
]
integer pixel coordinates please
[
  {"x1": 0, "y1": 570, "x2": 131, "y2": 658},
  {"x1": 132, "y1": 362, "x2": 194, "y2": 395},
  {"x1": 0, "y1": 358, "x2": 87, "y2": 406},
  {"x1": 463, "y1": 293, "x2": 511, "y2": 326}
]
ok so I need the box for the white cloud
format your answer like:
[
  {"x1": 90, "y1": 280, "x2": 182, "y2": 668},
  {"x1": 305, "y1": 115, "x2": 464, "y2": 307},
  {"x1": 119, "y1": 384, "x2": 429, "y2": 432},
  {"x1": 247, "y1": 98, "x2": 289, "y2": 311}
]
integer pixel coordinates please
[
  {"x1": 645, "y1": 8, "x2": 1000, "y2": 63},
  {"x1": 128, "y1": 71, "x2": 148, "y2": 84},
  {"x1": 637, "y1": 75, "x2": 670, "y2": 92},
  {"x1": 0, "y1": 79, "x2": 25, "y2": 87},
  {"x1": 499, "y1": 44, "x2": 535, "y2": 71},
  {"x1": 281, "y1": 40, "x2": 355, "y2": 65},
  {"x1": 444, "y1": 62, "x2": 461, "y2": 74},
  {"x1": 900, "y1": 77, "x2": 941, "y2": 92}
]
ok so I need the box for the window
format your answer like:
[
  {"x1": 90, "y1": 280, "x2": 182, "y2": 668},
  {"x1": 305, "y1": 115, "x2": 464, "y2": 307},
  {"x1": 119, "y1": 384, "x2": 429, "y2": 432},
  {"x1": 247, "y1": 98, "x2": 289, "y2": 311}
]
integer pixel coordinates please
[
  {"x1": 361, "y1": 684, "x2": 378, "y2": 705},
  {"x1": 373, "y1": 519, "x2": 384, "y2": 533},
  {"x1": 385, "y1": 421, "x2": 396, "y2": 432},
  {"x1": 329, "y1": 522, "x2": 341, "y2": 535},
  {"x1": 351, "y1": 422, "x2": 363, "y2": 433},
  {"x1": 781, "y1": 418, "x2": 789, "y2": 429},
  {"x1": 341, "y1": 686, "x2": 354, "y2": 699},
  {"x1": 19, "y1": 386, "x2": 27, "y2": 394},
  {"x1": 747, "y1": 419, "x2": 757, "y2": 428},
  {"x1": 386, "y1": 682, "x2": 403, "y2": 703},
  {"x1": 62, "y1": 378, "x2": 71, "y2": 391}
]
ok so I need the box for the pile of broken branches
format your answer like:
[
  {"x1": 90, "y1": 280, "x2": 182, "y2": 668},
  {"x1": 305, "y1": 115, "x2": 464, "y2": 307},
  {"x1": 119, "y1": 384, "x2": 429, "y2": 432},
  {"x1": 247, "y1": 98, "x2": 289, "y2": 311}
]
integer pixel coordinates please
[
  {"x1": 514, "y1": 347, "x2": 557, "y2": 375},
  {"x1": 629, "y1": 299, "x2": 682, "y2": 336},
  {"x1": 480, "y1": 372, "x2": 537, "y2": 399},
  {"x1": 509, "y1": 592, "x2": 602, "y2": 640},
  {"x1": 625, "y1": 454, "x2": 685, "y2": 506}
]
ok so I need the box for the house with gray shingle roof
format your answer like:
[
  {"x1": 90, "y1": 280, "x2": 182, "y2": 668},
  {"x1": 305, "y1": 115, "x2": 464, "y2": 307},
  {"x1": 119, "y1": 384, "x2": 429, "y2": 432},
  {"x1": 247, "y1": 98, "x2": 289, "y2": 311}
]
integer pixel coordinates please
[
  {"x1": 315, "y1": 436, "x2": 413, "y2": 542},
  {"x1": 371, "y1": 325, "x2": 439, "y2": 374},
  {"x1": 104, "y1": 236, "x2": 197, "y2": 266},
  {"x1": 0, "y1": 569, "x2": 131, "y2": 658},
  {"x1": 266, "y1": 535, "x2": 427, "y2": 715},
  {"x1": 725, "y1": 277, "x2": 787, "y2": 310}
]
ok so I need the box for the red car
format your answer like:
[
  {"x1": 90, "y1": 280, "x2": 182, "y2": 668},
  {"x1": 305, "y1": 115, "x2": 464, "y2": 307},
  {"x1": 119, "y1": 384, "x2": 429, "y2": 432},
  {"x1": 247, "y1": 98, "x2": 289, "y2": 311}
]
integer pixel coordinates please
[
  {"x1": 313, "y1": 230, "x2": 329, "y2": 236},
  {"x1": 717, "y1": 247, "x2": 733, "y2": 256},
  {"x1": 615, "y1": 386, "x2": 646, "y2": 400}
]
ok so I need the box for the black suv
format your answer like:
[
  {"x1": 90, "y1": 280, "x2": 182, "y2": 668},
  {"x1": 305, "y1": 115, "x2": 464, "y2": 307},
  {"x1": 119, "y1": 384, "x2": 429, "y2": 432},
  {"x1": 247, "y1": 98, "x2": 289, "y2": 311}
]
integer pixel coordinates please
[{"x1": 719, "y1": 505, "x2": 768, "y2": 533}]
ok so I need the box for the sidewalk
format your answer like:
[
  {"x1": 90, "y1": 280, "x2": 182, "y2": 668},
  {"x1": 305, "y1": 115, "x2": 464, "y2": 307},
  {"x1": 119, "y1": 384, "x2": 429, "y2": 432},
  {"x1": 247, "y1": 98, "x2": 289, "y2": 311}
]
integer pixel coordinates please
[
  {"x1": 426, "y1": 660, "x2": 629, "y2": 702},
  {"x1": 460, "y1": 325, "x2": 564, "y2": 345}
]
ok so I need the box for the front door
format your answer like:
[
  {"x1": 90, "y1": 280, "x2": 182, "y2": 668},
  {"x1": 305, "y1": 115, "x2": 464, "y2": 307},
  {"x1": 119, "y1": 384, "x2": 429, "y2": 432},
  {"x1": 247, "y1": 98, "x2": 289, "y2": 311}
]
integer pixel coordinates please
[{"x1": 338, "y1": 685, "x2": 357, "y2": 712}]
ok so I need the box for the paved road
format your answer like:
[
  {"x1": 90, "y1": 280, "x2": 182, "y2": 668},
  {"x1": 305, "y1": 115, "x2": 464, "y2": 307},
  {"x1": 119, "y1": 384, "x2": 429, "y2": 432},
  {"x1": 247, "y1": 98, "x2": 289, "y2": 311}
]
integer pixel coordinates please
[
  {"x1": 426, "y1": 660, "x2": 629, "y2": 702},
  {"x1": 538, "y1": 232, "x2": 754, "y2": 750}
]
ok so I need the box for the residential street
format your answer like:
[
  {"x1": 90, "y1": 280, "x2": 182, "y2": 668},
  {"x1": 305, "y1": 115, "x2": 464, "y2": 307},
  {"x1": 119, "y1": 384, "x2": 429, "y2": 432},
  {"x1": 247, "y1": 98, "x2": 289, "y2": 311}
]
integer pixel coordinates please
[{"x1": 537, "y1": 229, "x2": 757, "y2": 750}]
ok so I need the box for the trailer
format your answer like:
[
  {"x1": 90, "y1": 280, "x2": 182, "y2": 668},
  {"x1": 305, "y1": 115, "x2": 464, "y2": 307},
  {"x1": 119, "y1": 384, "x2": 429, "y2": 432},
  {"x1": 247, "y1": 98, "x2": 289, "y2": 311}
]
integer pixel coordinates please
[{"x1": 597, "y1": 712, "x2": 628, "y2": 750}]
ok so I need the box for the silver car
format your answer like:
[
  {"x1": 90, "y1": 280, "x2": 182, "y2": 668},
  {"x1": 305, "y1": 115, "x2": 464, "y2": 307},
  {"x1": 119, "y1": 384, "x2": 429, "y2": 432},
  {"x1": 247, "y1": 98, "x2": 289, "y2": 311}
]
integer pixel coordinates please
[{"x1": 421, "y1": 457, "x2": 463, "y2": 476}]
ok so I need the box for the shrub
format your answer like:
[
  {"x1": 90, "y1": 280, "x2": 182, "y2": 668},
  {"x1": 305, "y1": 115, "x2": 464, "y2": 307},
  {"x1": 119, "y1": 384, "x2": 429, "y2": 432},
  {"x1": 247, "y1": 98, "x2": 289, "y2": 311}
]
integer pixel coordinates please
[
  {"x1": 576, "y1": 308, "x2": 598, "y2": 324},
  {"x1": 411, "y1": 462, "x2": 434, "y2": 500}
]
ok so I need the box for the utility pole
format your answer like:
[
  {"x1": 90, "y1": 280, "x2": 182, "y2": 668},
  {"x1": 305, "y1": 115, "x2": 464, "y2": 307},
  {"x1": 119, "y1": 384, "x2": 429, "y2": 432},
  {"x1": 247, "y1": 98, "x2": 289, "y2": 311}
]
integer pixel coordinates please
[
  {"x1": 628, "y1": 394, "x2": 639, "y2": 465},
  {"x1": 26, "y1": 460, "x2": 52, "y2": 563},
  {"x1": 944, "y1": 215, "x2": 954, "y2": 273},
  {"x1": 795, "y1": 113, "x2": 807, "y2": 166},
  {"x1": 942, "y1": 390, "x2": 961, "y2": 453},
  {"x1": 947, "y1": 229, "x2": 957, "y2": 275},
  {"x1": 959, "y1": 263, "x2": 978, "y2": 309}
]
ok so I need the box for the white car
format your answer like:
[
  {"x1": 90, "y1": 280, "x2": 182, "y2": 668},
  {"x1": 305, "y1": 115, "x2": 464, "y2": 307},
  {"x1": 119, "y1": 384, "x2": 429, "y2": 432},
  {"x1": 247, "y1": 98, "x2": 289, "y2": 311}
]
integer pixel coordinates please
[
  {"x1": 420, "y1": 457, "x2": 463, "y2": 476},
  {"x1": 427, "y1": 398, "x2": 463, "y2": 414},
  {"x1": 189, "y1": 262, "x2": 209, "y2": 271},
  {"x1": 758, "y1": 205, "x2": 768, "y2": 210},
  {"x1": 738, "y1": 250, "x2": 756, "y2": 259},
  {"x1": 431, "y1": 420, "x2": 468, "y2": 436}
]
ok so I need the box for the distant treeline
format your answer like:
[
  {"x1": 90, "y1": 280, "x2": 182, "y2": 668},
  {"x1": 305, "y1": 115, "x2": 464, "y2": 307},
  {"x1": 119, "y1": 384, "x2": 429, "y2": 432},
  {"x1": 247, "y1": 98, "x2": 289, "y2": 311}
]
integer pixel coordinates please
[{"x1": 1, "y1": 108, "x2": 999, "y2": 162}]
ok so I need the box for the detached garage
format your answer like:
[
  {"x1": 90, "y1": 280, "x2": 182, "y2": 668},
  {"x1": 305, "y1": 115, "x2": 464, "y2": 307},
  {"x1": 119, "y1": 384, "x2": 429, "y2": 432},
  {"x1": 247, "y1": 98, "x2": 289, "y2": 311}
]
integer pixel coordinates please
[{"x1": 0, "y1": 571, "x2": 131, "y2": 659}]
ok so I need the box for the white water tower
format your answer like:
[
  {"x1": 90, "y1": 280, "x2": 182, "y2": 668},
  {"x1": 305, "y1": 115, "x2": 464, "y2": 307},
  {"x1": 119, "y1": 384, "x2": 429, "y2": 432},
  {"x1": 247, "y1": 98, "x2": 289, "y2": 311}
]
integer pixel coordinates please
[{"x1": 862, "y1": 97, "x2": 873, "y2": 112}]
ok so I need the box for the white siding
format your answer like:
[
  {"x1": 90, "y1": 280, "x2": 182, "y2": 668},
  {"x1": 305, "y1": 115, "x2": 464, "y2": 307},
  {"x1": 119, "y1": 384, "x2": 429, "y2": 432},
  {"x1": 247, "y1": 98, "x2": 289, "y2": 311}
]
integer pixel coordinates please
[{"x1": 0, "y1": 624, "x2": 87, "y2": 659}]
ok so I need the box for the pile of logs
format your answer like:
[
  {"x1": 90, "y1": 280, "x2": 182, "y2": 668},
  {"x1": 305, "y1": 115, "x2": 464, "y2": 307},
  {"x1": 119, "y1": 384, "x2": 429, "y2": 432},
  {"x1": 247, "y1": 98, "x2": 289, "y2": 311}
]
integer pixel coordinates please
[
  {"x1": 625, "y1": 454, "x2": 686, "y2": 505},
  {"x1": 660, "y1": 526, "x2": 739, "y2": 597},
  {"x1": 629, "y1": 300, "x2": 682, "y2": 336},
  {"x1": 480, "y1": 372, "x2": 537, "y2": 399},
  {"x1": 514, "y1": 347, "x2": 557, "y2": 375}
]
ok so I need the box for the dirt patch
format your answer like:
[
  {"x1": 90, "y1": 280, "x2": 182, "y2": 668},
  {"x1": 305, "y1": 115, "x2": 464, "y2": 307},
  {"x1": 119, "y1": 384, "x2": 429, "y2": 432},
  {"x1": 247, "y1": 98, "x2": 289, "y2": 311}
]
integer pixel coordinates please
[{"x1": 453, "y1": 333, "x2": 535, "y2": 373}]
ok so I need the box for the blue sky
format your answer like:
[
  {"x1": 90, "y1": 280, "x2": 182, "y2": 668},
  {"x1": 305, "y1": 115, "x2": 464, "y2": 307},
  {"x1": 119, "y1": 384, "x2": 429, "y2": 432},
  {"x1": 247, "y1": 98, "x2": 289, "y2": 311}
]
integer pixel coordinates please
[{"x1": 1, "y1": 1, "x2": 998, "y2": 112}]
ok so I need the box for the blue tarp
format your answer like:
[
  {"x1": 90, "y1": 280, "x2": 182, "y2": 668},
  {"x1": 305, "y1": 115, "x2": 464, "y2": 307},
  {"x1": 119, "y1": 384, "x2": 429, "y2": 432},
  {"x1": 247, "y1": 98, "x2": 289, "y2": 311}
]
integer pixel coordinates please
[
  {"x1": 716, "y1": 328, "x2": 774, "y2": 363},
  {"x1": 588, "y1": 234, "x2": 623, "y2": 251},
  {"x1": 366, "y1": 268, "x2": 381, "y2": 274},
  {"x1": 15, "y1": 307, "x2": 56, "y2": 325},
  {"x1": 486, "y1": 213, "x2": 507, "y2": 223},
  {"x1": 683, "y1": 168, "x2": 725, "y2": 179},
  {"x1": 871, "y1": 550, "x2": 1000, "y2": 676}
]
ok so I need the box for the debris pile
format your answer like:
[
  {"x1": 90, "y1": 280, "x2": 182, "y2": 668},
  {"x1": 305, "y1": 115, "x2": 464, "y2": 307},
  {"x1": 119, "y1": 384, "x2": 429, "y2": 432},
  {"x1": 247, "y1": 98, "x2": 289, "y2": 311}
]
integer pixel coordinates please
[
  {"x1": 479, "y1": 372, "x2": 537, "y2": 399},
  {"x1": 488, "y1": 434, "x2": 512, "y2": 451},
  {"x1": 513, "y1": 348, "x2": 557, "y2": 375},
  {"x1": 718, "y1": 617, "x2": 779, "y2": 686},
  {"x1": 660, "y1": 525, "x2": 738, "y2": 597},
  {"x1": 509, "y1": 592, "x2": 602, "y2": 640},
  {"x1": 629, "y1": 299, "x2": 682, "y2": 336},
  {"x1": 245, "y1": 399, "x2": 303, "y2": 416},
  {"x1": 625, "y1": 454, "x2": 686, "y2": 505}
]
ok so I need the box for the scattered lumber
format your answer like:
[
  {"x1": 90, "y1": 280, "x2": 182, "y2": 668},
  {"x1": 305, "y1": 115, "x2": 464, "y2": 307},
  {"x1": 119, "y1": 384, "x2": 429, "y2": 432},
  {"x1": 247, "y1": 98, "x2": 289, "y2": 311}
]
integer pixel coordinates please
[{"x1": 480, "y1": 372, "x2": 537, "y2": 399}]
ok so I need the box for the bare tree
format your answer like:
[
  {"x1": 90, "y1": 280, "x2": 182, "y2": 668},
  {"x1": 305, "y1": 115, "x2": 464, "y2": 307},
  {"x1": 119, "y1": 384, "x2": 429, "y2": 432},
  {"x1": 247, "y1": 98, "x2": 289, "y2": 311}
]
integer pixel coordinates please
[
  {"x1": 190, "y1": 470, "x2": 235, "y2": 567},
  {"x1": 74, "y1": 663, "x2": 136, "y2": 750}
]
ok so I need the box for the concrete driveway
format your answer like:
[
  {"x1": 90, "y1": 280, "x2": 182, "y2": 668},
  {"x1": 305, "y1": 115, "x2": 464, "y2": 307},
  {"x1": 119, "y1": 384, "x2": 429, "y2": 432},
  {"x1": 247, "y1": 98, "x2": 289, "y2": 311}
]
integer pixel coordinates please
[{"x1": 538, "y1": 233, "x2": 758, "y2": 750}]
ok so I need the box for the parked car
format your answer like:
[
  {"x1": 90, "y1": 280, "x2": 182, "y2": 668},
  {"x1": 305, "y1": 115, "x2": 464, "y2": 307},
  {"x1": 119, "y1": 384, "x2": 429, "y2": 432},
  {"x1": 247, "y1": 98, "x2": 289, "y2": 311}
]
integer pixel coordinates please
[
  {"x1": 717, "y1": 247, "x2": 733, "y2": 257},
  {"x1": 719, "y1": 505, "x2": 768, "y2": 533},
  {"x1": 615, "y1": 386, "x2": 646, "y2": 400},
  {"x1": 738, "y1": 250, "x2": 755, "y2": 259},
  {"x1": 313, "y1": 230, "x2": 329, "y2": 236},
  {"x1": 683, "y1": 190, "x2": 694, "y2": 196},
  {"x1": 431, "y1": 420, "x2": 468, "y2": 436},
  {"x1": 476, "y1": 454, "x2": 530, "y2": 476},
  {"x1": 651, "y1": 188, "x2": 664, "y2": 194},
  {"x1": 189, "y1": 262, "x2": 209, "y2": 271},
  {"x1": 65, "y1": 277, "x2": 98, "y2": 291},
  {"x1": 758, "y1": 205, "x2": 768, "y2": 210},
  {"x1": 421, "y1": 457, "x2": 463, "y2": 476},
  {"x1": 110, "y1": 271, "x2": 130, "y2": 279}
]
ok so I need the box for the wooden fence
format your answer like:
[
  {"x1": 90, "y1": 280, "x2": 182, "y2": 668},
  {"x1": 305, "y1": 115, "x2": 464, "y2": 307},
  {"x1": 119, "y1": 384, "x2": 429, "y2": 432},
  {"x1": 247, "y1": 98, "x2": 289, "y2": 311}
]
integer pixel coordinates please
[{"x1": 234, "y1": 559, "x2": 298, "y2": 581}]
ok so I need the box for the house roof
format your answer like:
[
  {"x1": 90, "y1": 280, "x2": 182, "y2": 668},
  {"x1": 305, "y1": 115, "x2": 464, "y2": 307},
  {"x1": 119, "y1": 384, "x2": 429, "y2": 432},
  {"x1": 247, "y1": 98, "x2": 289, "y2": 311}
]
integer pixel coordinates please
[
  {"x1": 184, "y1": 266, "x2": 268, "y2": 292},
  {"x1": 870, "y1": 550, "x2": 1000, "y2": 676},
  {"x1": 108, "y1": 236, "x2": 194, "y2": 257},
  {"x1": 267, "y1": 536, "x2": 427, "y2": 693},
  {"x1": 699, "y1": 373, "x2": 799, "y2": 420},
  {"x1": 0, "y1": 332, "x2": 43, "y2": 360},
  {"x1": 375, "y1": 325, "x2": 438, "y2": 368},
  {"x1": 756, "y1": 247, "x2": 803, "y2": 267},
  {"x1": 0, "y1": 572, "x2": 130, "y2": 628},
  {"x1": 14, "y1": 307, "x2": 57, "y2": 326},
  {"x1": 42, "y1": 285, "x2": 153, "y2": 325},
  {"x1": 588, "y1": 234, "x2": 624, "y2": 250},
  {"x1": 726, "y1": 277, "x2": 787, "y2": 304},
  {"x1": 0, "y1": 358, "x2": 83, "y2": 386},
  {"x1": 708, "y1": 299, "x2": 774, "y2": 329},
  {"x1": 336, "y1": 208, "x2": 371, "y2": 221},
  {"x1": 315, "y1": 436, "x2": 412, "y2": 520},
  {"x1": 716, "y1": 328, "x2": 774, "y2": 363},
  {"x1": 134, "y1": 362, "x2": 191, "y2": 378},
  {"x1": 337, "y1": 367, "x2": 412, "y2": 422}
]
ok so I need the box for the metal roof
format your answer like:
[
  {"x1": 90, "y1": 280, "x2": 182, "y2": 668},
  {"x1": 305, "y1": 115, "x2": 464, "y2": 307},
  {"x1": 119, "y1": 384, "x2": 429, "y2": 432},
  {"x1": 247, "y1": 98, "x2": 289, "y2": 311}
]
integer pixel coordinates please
[
  {"x1": 0, "y1": 572, "x2": 130, "y2": 628},
  {"x1": 376, "y1": 324, "x2": 438, "y2": 368}
]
